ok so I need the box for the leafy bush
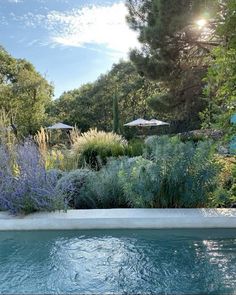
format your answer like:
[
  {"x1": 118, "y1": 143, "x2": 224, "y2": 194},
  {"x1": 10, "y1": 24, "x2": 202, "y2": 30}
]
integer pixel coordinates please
[
  {"x1": 45, "y1": 145, "x2": 75, "y2": 171},
  {"x1": 0, "y1": 140, "x2": 64, "y2": 215},
  {"x1": 0, "y1": 109, "x2": 17, "y2": 147},
  {"x1": 34, "y1": 128, "x2": 75, "y2": 171},
  {"x1": 178, "y1": 129, "x2": 224, "y2": 143},
  {"x1": 79, "y1": 158, "x2": 140, "y2": 208},
  {"x1": 120, "y1": 136, "x2": 220, "y2": 208},
  {"x1": 0, "y1": 145, "x2": 15, "y2": 210},
  {"x1": 71, "y1": 128, "x2": 127, "y2": 170},
  {"x1": 210, "y1": 156, "x2": 236, "y2": 207},
  {"x1": 56, "y1": 169, "x2": 95, "y2": 209},
  {"x1": 125, "y1": 138, "x2": 145, "y2": 157}
]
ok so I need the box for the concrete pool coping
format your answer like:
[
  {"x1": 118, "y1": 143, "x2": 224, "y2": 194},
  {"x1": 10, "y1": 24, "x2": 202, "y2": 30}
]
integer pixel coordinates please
[{"x1": 0, "y1": 208, "x2": 236, "y2": 230}]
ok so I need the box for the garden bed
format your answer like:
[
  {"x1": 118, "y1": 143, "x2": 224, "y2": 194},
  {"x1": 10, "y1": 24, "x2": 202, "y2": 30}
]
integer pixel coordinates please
[{"x1": 0, "y1": 208, "x2": 236, "y2": 231}]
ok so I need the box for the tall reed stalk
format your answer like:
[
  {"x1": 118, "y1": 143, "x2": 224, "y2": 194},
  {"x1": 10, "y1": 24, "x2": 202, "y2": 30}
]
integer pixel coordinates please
[
  {"x1": 0, "y1": 108, "x2": 16, "y2": 148},
  {"x1": 34, "y1": 127, "x2": 50, "y2": 161}
]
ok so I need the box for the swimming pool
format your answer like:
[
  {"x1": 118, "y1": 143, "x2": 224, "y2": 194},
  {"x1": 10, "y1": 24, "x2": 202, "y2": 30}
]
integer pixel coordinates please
[{"x1": 0, "y1": 229, "x2": 235, "y2": 294}]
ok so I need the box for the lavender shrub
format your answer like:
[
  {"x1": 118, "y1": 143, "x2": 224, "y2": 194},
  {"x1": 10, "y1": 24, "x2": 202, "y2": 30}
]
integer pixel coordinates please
[{"x1": 0, "y1": 140, "x2": 64, "y2": 214}]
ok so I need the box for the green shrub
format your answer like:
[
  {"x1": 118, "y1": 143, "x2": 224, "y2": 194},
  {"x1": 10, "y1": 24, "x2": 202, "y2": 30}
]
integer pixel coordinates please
[
  {"x1": 80, "y1": 157, "x2": 140, "y2": 208},
  {"x1": 120, "y1": 136, "x2": 220, "y2": 208},
  {"x1": 44, "y1": 145, "x2": 76, "y2": 171},
  {"x1": 209, "y1": 187, "x2": 235, "y2": 208},
  {"x1": 178, "y1": 130, "x2": 224, "y2": 143},
  {"x1": 210, "y1": 157, "x2": 236, "y2": 207},
  {"x1": 226, "y1": 162, "x2": 236, "y2": 207},
  {"x1": 56, "y1": 169, "x2": 95, "y2": 209},
  {"x1": 125, "y1": 138, "x2": 145, "y2": 157},
  {"x1": 71, "y1": 128, "x2": 127, "y2": 170},
  {"x1": 119, "y1": 157, "x2": 154, "y2": 207}
]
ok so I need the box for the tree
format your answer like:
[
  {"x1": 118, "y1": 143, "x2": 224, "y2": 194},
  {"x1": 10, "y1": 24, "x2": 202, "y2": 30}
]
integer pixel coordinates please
[
  {"x1": 201, "y1": 0, "x2": 236, "y2": 137},
  {"x1": 126, "y1": 0, "x2": 219, "y2": 131},
  {"x1": 50, "y1": 61, "x2": 159, "y2": 137},
  {"x1": 112, "y1": 92, "x2": 120, "y2": 134},
  {"x1": 0, "y1": 47, "x2": 53, "y2": 135}
]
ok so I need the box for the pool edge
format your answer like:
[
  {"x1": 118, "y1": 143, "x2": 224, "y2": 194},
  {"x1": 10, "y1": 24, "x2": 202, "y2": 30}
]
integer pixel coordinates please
[{"x1": 0, "y1": 209, "x2": 236, "y2": 230}]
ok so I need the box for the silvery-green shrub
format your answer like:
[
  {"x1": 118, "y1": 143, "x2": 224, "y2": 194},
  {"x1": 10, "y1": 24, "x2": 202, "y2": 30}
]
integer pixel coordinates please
[
  {"x1": 79, "y1": 157, "x2": 143, "y2": 208},
  {"x1": 56, "y1": 169, "x2": 95, "y2": 209},
  {"x1": 120, "y1": 136, "x2": 220, "y2": 208}
]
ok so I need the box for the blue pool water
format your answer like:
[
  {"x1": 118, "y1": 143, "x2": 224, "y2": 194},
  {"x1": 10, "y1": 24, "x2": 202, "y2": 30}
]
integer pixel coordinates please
[{"x1": 0, "y1": 229, "x2": 235, "y2": 294}]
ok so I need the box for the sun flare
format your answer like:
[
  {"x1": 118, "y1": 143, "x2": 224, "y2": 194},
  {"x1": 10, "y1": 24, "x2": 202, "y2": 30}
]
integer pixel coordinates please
[{"x1": 196, "y1": 18, "x2": 207, "y2": 28}]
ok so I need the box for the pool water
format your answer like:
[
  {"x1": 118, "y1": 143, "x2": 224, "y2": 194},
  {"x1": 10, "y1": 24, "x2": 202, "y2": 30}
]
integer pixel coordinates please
[{"x1": 0, "y1": 229, "x2": 235, "y2": 294}]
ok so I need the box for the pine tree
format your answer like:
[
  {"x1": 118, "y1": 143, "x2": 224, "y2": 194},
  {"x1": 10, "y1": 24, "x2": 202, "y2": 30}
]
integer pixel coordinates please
[{"x1": 126, "y1": 0, "x2": 219, "y2": 131}]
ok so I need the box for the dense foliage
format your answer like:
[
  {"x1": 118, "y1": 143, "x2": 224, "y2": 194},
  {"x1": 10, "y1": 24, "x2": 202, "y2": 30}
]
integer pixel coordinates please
[
  {"x1": 210, "y1": 156, "x2": 236, "y2": 207},
  {"x1": 71, "y1": 128, "x2": 128, "y2": 170},
  {"x1": 48, "y1": 61, "x2": 165, "y2": 136},
  {"x1": 0, "y1": 125, "x2": 234, "y2": 214},
  {"x1": 67, "y1": 137, "x2": 222, "y2": 209},
  {"x1": 0, "y1": 1, "x2": 234, "y2": 139},
  {"x1": 126, "y1": 0, "x2": 219, "y2": 131},
  {"x1": 201, "y1": 0, "x2": 236, "y2": 138},
  {"x1": 121, "y1": 136, "x2": 219, "y2": 208},
  {"x1": 0, "y1": 47, "x2": 53, "y2": 135},
  {"x1": 56, "y1": 169, "x2": 94, "y2": 209},
  {"x1": 79, "y1": 158, "x2": 140, "y2": 209}
]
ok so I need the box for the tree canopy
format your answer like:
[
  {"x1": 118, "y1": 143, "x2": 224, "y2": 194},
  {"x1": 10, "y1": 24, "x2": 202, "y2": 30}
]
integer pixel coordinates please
[
  {"x1": 200, "y1": 0, "x2": 236, "y2": 136},
  {"x1": 126, "y1": 0, "x2": 220, "y2": 130},
  {"x1": 0, "y1": 46, "x2": 53, "y2": 135},
  {"x1": 49, "y1": 61, "x2": 165, "y2": 137},
  {"x1": 0, "y1": 0, "x2": 235, "y2": 139}
]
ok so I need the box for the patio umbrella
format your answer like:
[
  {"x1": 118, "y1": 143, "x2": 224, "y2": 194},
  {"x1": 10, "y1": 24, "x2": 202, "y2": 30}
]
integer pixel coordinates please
[
  {"x1": 47, "y1": 122, "x2": 74, "y2": 130},
  {"x1": 124, "y1": 118, "x2": 151, "y2": 127},
  {"x1": 124, "y1": 118, "x2": 169, "y2": 127},
  {"x1": 145, "y1": 119, "x2": 170, "y2": 126}
]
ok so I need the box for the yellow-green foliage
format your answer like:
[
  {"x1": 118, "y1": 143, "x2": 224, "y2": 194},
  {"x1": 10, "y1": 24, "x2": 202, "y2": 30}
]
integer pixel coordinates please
[
  {"x1": 0, "y1": 109, "x2": 16, "y2": 148},
  {"x1": 69, "y1": 127, "x2": 81, "y2": 145},
  {"x1": 209, "y1": 155, "x2": 236, "y2": 207},
  {"x1": 0, "y1": 109, "x2": 18, "y2": 174},
  {"x1": 214, "y1": 155, "x2": 235, "y2": 187},
  {"x1": 34, "y1": 127, "x2": 49, "y2": 160},
  {"x1": 72, "y1": 128, "x2": 127, "y2": 150},
  {"x1": 34, "y1": 128, "x2": 74, "y2": 171},
  {"x1": 71, "y1": 128, "x2": 127, "y2": 169},
  {"x1": 46, "y1": 145, "x2": 75, "y2": 171}
]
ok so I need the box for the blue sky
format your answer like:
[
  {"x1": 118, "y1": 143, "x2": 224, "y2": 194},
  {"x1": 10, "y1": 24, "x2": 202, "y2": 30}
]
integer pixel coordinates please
[{"x1": 0, "y1": 0, "x2": 139, "y2": 98}]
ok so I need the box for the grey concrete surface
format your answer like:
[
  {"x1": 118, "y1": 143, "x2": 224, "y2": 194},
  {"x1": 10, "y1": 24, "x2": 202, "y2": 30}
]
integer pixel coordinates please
[{"x1": 0, "y1": 209, "x2": 236, "y2": 230}]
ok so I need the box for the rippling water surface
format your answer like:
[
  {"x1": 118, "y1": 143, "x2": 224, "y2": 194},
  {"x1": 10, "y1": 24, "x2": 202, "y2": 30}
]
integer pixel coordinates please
[{"x1": 0, "y1": 229, "x2": 235, "y2": 294}]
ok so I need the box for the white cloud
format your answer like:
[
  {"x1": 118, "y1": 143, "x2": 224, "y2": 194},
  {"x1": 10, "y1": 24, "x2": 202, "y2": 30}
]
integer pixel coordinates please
[
  {"x1": 0, "y1": 16, "x2": 8, "y2": 25},
  {"x1": 7, "y1": 0, "x2": 23, "y2": 3},
  {"x1": 6, "y1": 1, "x2": 139, "y2": 57},
  {"x1": 45, "y1": 2, "x2": 139, "y2": 55}
]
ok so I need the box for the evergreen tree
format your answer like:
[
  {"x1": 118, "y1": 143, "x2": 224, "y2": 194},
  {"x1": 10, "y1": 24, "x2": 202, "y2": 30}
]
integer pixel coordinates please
[
  {"x1": 126, "y1": 0, "x2": 219, "y2": 131},
  {"x1": 112, "y1": 92, "x2": 119, "y2": 134}
]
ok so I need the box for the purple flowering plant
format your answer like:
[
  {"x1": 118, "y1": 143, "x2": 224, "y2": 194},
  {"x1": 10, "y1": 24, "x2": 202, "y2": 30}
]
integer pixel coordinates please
[{"x1": 0, "y1": 140, "x2": 64, "y2": 215}]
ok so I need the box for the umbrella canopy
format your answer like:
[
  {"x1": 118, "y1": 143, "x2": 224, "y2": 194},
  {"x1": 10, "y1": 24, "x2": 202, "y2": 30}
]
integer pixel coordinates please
[
  {"x1": 124, "y1": 118, "x2": 151, "y2": 127},
  {"x1": 145, "y1": 119, "x2": 170, "y2": 126},
  {"x1": 47, "y1": 122, "x2": 74, "y2": 130},
  {"x1": 124, "y1": 118, "x2": 169, "y2": 127}
]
